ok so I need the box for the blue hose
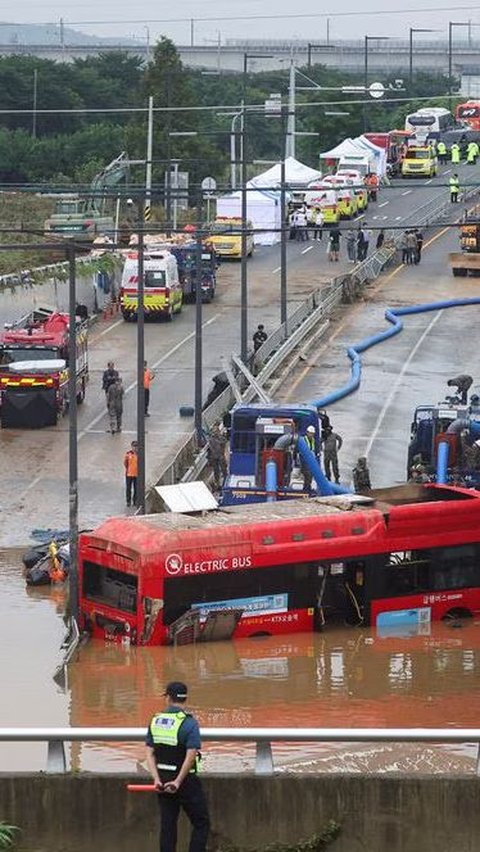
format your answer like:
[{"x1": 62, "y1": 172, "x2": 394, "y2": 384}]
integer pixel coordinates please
[
  {"x1": 297, "y1": 436, "x2": 350, "y2": 496},
  {"x1": 436, "y1": 440, "x2": 449, "y2": 484},
  {"x1": 310, "y1": 297, "x2": 480, "y2": 410},
  {"x1": 265, "y1": 459, "x2": 278, "y2": 502}
]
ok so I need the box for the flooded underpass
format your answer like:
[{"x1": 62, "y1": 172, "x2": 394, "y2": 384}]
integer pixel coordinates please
[{"x1": 1, "y1": 548, "x2": 479, "y2": 774}]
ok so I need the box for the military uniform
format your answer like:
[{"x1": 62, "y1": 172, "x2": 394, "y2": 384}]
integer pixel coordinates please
[{"x1": 352, "y1": 458, "x2": 371, "y2": 493}]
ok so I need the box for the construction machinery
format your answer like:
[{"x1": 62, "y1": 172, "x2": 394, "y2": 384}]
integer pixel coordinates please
[{"x1": 44, "y1": 152, "x2": 129, "y2": 244}]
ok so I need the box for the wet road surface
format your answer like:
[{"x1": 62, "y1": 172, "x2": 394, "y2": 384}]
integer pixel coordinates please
[{"x1": 1, "y1": 162, "x2": 478, "y2": 546}]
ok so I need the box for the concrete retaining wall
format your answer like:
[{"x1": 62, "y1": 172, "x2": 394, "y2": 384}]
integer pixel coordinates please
[{"x1": 0, "y1": 773, "x2": 479, "y2": 852}]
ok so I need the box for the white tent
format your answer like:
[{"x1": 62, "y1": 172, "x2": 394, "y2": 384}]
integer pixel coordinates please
[
  {"x1": 354, "y1": 135, "x2": 387, "y2": 176},
  {"x1": 320, "y1": 138, "x2": 366, "y2": 161},
  {"x1": 216, "y1": 190, "x2": 281, "y2": 246},
  {"x1": 248, "y1": 156, "x2": 322, "y2": 190}
]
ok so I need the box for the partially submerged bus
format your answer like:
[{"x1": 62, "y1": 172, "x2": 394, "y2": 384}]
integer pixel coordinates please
[{"x1": 78, "y1": 484, "x2": 480, "y2": 645}]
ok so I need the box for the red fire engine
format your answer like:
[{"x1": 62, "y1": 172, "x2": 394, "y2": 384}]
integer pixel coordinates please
[{"x1": 0, "y1": 306, "x2": 88, "y2": 427}]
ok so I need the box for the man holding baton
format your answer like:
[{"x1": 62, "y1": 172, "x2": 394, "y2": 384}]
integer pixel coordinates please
[{"x1": 145, "y1": 681, "x2": 210, "y2": 852}]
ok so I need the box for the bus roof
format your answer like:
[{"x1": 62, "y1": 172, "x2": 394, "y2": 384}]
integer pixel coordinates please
[{"x1": 80, "y1": 484, "x2": 480, "y2": 558}]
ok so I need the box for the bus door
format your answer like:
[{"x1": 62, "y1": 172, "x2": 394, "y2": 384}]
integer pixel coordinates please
[{"x1": 316, "y1": 559, "x2": 367, "y2": 628}]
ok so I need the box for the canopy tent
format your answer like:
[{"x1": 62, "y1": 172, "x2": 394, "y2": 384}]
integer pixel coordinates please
[
  {"x1": 320, "y1": 138, "x2": 365, "y2": 161},
  {"x1": 354, "y1": 135, "x2": 387, "y2": 177},
  {"x1": 248, "y1": 156, "x2": 322, "y2": 190},
  {"x1": 216, "y1": 190, "x2": 281, "y2": 245},
  {"x1": 320, "y1": 135, "x2": 386, "y2": 176}
]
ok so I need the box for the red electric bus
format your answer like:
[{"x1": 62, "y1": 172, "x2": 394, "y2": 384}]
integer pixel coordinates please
[
  {"x1": 455, "y1": 101, "x2": 480, "y2": 131},
  {"x1": 78, "y1": 483, "x2": 480, "y2": 646}
]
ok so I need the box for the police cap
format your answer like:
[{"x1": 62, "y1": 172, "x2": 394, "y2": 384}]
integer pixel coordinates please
[{"x1": 164, "y1": 681, "x2": 188, "y2": 701}]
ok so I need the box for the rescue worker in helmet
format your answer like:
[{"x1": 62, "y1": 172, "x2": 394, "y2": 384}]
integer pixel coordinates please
[
  {"x1": 352, "y1": 457, "x2": 372, "y2": 493},
  {"x1": 447, "y1": 374, "x2": 473, "y2": 405},
  {"x1": 300, "y1": 425, "x2": 317, "y2": 491}
]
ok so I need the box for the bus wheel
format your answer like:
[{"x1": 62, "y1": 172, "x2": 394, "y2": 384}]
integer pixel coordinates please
[
  {"x1": 442, "y1": 607, "x2": 472, "y2": 623},
  {"x1": 248, "y1": 631, "x2": 272, "y2": 639}
]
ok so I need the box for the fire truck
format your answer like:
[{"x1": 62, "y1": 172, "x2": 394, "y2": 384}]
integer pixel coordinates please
[{"x1": 0, "y1": 307, "x2": 88, "y2": 428}]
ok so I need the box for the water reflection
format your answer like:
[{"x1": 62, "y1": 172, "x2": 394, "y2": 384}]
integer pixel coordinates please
[
  {"x1": 1, "y1": 546, "x2": 479, "y2": 772},
  {"x1": 68, "y1": 622, "x2": 480, "y2": 770}
]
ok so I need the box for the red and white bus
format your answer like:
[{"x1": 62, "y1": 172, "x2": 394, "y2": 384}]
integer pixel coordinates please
[
  {"x1": 78, "y1": 483, "x2": 480, "y2": 645},
  {"x1": 455, "y1": 101, "x2": 480, "y2": 131}
]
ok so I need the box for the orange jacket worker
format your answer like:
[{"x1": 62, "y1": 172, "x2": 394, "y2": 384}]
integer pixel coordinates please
[
  {"x1": 144, "y1": 360, "x2": 155, "y2": 417},
  {"x1": 124, "y1": 441, "x2": 138, "y2": 507}
]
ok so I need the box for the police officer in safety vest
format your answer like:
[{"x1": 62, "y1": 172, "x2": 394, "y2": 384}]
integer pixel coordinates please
[{"x1": 145, "y1": 681, "x2": 210, "y2": 852}]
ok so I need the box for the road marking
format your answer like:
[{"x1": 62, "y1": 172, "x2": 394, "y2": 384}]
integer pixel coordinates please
[
  {"x1": 301, "y1": 245, "x2": 314, "y2": 254},
  {"x1": 91, "y1": 318, "x2": 123, "y2": 341},
  {"x1": 355, "y1": 214, "x2": 365, "y2": 221},
  {"x1": 79, "y1": 313, "x2": 221, "y2": 439},
  {"x1": 365, "y1": 310, "x2": 443, "y2": 455},
  {"x1": 394, "y1": 216, "x2": 402, "y2": 220},
  {"x1": 425, "y1": 179, "x2": 433, "y2": 185},
  {"x1": 401, "y1": 190, "x2": 412, "y2": 196},
  {"x1": 372, "y1": 216, "x2": 378, "y2": 220},
  {"x1": 443, "y1": 168, "x2": 452, "y2": 175},
  {"x1": 382, "y1": 216, "x2": 388, "y2": 220},
  {"x1": 271, "y1": 266, "x2": 281, "y2": 273},
  {"x1": 283, "y1": 224, "x2": 451, "y2": 401},
  {"x1": 378, "y1": 201, "x2": 389, "y2": 208}
]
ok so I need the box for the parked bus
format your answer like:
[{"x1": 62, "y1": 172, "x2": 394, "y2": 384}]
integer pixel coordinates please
[
  {"x1": 405, "y1": 108, "x2": 453, "y2": 141},
  {"x1": 455, "y1": 101, "x2": 480, "y2": 131},
  {"x1": 78, "y1": 483, "x2": 480, "y2": 646}
]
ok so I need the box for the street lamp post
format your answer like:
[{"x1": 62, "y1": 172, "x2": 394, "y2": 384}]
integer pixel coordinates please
[
  {"x1": 67, "y1": 243, "x2": 79, "y2": 623},
  {"x1": 449, "y1": 21, "x2": 470, "y2": 95},
  {"x1": 135, "y1": 200, "x2": 146, "y2": 514},
  {"x1": 409, "y1": 28, "x2": 436, "y2": 83}
]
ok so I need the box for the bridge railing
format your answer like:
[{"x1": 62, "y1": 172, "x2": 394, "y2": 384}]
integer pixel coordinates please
[{"x1": 1, "y1": 727, "x2": 480, "y2": 775}]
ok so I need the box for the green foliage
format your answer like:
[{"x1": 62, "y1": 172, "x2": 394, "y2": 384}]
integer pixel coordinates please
[{"x1": 0, "y1": 822, "x2": 17, "y2": 849}]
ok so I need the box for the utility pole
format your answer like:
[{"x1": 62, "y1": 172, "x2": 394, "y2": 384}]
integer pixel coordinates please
[
  {"x1": 286, "y1": 60, "x2": 296, "y2": 159},
  {"x1": 280, "y1": 109, "x2": 287, "y2": 329},
  {"x1": 145, "y1": 95, "x2": 153, "y2": 224},
  {"x1": 32, "y1": 68, "x2": 38, "y2": 139},
  {"x1": 136, "y1": 205, "x2": 146, "y2": 513},
  {"x1": 240, "y1": 104, "x2": 248, "y2": 363},
  {"x1": 67, "y1": 245, "x2": 79, "y2": 623},
  {"x1": 194, "y1": 189, "x2": 203, "y2": 441}
]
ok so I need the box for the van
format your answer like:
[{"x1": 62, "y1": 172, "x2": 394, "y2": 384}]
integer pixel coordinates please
[
  {"x1": 401, "y1": 145, "x2": 437, "y2": 178},
  {"x1": 335, "y1": 170, "x2": 369, "y2": 211},
  {"x1": 338, "y1": 154, "x2": 374, "y2": 178},
  {"x1": 209, "y1": 217, "x2": 254, "y2": 259},
  {"x1": 120, "y1": 250, "x2": 183, "y2": 321},
  {"x1": 304, "y1": 188, "x2": 340, "y2": 224},
  {"x1": 322, "y1": 176, "x2": 358, "y2": 219}
]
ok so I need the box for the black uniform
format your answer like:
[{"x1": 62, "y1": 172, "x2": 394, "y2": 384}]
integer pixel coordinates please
[
  {"x1": 447, "y1": 374, "x2": 473, "y2": 405},
  {"x1": 102, "y1": 366, "x2": 119, "y2": 393}
]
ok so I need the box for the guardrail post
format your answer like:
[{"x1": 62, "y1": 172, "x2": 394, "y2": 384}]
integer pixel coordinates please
[
  {"x1": 255, "y1": 740, "x2": 274, "y2": 774},
  {"x1": 47, "y1": 739, "x2": 67, "y2": 773}
]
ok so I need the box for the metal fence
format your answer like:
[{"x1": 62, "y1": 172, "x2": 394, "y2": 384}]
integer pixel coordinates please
[{"x1": 1, "y1": 726, "x2": 480, "y2": 775}]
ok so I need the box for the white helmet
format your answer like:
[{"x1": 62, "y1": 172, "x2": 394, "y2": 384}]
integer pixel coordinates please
[{"x1": 306, "y1": 425, "x2": 315, "y2": 435}]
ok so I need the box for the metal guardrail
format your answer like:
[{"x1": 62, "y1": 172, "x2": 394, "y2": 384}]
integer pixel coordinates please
[{"x1": 1, "y1": 727, "x2": 480, "y2": 776}]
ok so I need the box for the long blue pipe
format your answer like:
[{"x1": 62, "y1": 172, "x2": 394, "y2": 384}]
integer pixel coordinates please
[
  {"x1": 297, "y1": 436, "x2": 349, "y2": 496},
  {"x1": 310, "y1": 297, "x2": 480, "y2": 410},
  {"x1": 436, "y1": 440, "x2": 449, "y2": 485}
]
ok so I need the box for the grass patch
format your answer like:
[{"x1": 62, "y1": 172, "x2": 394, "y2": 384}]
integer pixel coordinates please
[{"x1": 0, "y1": 192, "x2": 57, "y2": 275}]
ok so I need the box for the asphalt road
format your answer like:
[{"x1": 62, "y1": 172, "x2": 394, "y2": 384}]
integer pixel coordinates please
[
  {"x1": 0, "y1": 160, "x2": 478, "y2": 545},
  {"x1": 276, "y1": 211, "x2": 480, "y2": 488}
]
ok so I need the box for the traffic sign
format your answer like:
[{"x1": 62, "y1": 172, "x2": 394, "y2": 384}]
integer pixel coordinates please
[
  {"x1": 202, "y1": 176, "x2": 217, "y2": 192},
  {"x1": 369, "y1": 82, "x2": 385, "y2": 99}
]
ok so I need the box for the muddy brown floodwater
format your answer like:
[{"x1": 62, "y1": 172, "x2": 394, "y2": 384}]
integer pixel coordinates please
[{"x1": 1, "y1": 548, "x2": 480, "y2": 774}]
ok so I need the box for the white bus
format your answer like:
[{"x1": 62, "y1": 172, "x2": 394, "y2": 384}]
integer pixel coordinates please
[{"x1": 405, "y1": 107, "x2": 454, "y2": 141}]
